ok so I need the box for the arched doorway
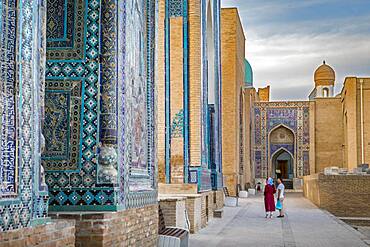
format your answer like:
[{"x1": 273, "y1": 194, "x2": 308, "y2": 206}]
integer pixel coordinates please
[
  {"x1": 272, "y1": 149, "x2": 294, "y2": 179},
  {"x1": 269, "y1": 125, "x2": 295, "y2": 181}
]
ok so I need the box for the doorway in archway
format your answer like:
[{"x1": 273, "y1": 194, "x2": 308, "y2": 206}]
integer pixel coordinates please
[{"x1": 272, "y1": 149, "x2": 293, "y2": 180}]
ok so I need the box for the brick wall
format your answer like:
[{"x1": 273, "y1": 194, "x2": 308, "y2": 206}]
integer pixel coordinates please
[
  {"x1": 200, "y1": 191, "x2": 214, "y2": 228},
  {"x1": 213, "y1": 190, "x2": 224, "y2": 210},
  {"x1": 304, "y1": 174, "x2": 370, "y2": 217},
  {"x1": 313, "y1": 98, "x2": 344, "y2": 172},
  {"x1": 188, "y1": 0, "x2": 202, "y2": 166},
  {"x1": 159, "y1": 197, "x2": 187, "y2": 228},
  {"x1": 184, "y1": 196, "x2": 202, "y2": 233},
  {"x1": 220, "y1": 8, "x2": 246, "y2": 196},
  {"x1": 0, "y1": 220, "x2": 75, "y2": 247},
  {"x1": 50, "y1": 204, "x2": 158, "y2": 247}
]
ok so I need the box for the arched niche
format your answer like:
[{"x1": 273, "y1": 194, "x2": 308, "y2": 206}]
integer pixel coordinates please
[
  {"x1": 270, "y1": 125, "x2": 294, "y2": 144},
  {"x1": 271, "y1": 148, "x2": 294, "y2": 179},
  {"x1": 322, "y1": 87, "x2": 329, "y2": 97},
  {"x1": 268, "y1": 125, "x2": 295, "y2": 178}
]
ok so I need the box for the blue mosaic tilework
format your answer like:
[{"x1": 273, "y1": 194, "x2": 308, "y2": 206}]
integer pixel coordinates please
[
  {"x1": 169, "y1": 0, "x2": 182, "y2": 17},
  {"x1": 254, "y1": 107, "x2": 261, "y2": 145},
  {"x1": 49, "y1": 188, "x2": 115, "y2": 207},
  {"x1": 171, "y1": 109, "x2": 184, "y2": 138},
  {"x1": 252, "y1": 102, "x2": 310, "y2": 178},
  {"x1": 255, "y1": 151, "x2": 262, "y2": 178},
  {"x1": 45, "y1": 0, "x2": 158, "y2": 210},
  {"x1": 199, "y1": 168, "x2": 212, "y2": 192},
  {"x1": 267, "y1": 108, "x2": 297, "y2": 131},
  {"x1": 46, "y1": 0, "x2": 86, "y2": 59},
  {"x1": 120, "y1": 0, "x2": 158, "y2": 209},
  {"x1": 189, "y1": 169, "x2": 198, "y2": 184},
  {"x1": 0, "y1": 0, "x2": 17, "y2": 197},
  {"x1": 271, "y1": 144, "x2": 294, "y2": 157},
  {"x1": 42, "y1": 80, "x2": 83, "y2": 171},
  {"x1": 45, "y1": 0, "x2": 109, "y2": 208},
  {"x1": 188, "y1": 167, "x2": 212, "y2": 192},
  {"x1": 1, "y1": 0, "x2": 48, "y2": 231},
  {"x1": 303, "y1": 107, "x2": 310, "y2": 144}
]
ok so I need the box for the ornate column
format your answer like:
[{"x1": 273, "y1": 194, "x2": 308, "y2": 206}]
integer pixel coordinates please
[{"x1": 98, "y1": 0, "x2": 118, "y2": 184}]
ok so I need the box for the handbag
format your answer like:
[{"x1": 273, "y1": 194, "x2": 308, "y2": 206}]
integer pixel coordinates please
[{"x1": 276, "y1": 200, "x2": 282, "y2": 210}]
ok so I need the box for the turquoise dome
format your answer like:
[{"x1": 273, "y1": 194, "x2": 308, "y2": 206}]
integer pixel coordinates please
[{"x1": 244, "y1": 59, "x2": 253, "y2": 87}]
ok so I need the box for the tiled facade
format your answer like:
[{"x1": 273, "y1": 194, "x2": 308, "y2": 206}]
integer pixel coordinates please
[
  {"x1": 44, "y1": 0, "x2": 158, "y2": 212},
  {"x1": 1, "y1": 0, "x2": 160, "y2": 245},
  {"x1": 252, "y1": 102, "x2": 311, "y2": 179},
  {"x1": 0, "y1": 0, "x2": 49, "y2": 231},
  {"x1": 157, "y1": 0, "x2": 223, "y2": 192}
]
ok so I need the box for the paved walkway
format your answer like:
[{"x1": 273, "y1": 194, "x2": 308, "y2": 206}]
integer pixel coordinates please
[{"x1": 190, "y1": 193, "x2": 369, "y2": 247}]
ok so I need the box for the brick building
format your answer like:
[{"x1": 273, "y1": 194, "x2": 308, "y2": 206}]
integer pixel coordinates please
[
  {"x1": 249, "y1": 61, "x2": 370, "y2": 190},
  {"x1": 220, "y1": 8, "x2": 256, "y2": 196},
  {"x1": 157, "y1": 0, "x2": 224, "y2": 203}
]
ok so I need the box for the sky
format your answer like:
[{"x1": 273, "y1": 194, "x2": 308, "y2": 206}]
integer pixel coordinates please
[{"x1": 221, "y1": 0, "x2": 370, "y2": 100}]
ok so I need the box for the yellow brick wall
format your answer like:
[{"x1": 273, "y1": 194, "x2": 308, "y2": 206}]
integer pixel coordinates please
[
  {"x1": 189, "y1": 0, "x2": 202, "y2": 166},
  {"x1": 258, "y1": 86, "x2": 270, "y2": 102},
  {"x1": 221, "y1": 8, "x2": 245, "y2": 196},
  {"x1": 170, "y1": 17, "x2": 184, "y2": 183},
  {"x1": 243, "y1": 88, "x2": 256, "y2": 186},
  {"x1": 360, "y1": 78, "x2": 370, "y2": 166},
  {"x1": 341, "y1": 77, "x2": 358, "y2": 169},
  {"x1": 313, "y1": 98, "x2": 344, "y2": 172},
  {"x1": 309, "y1": 101, "x2": 316, "y2": 175},
  {"x1": 341, "y1": 77, "x2": 370, "y2": 169}
]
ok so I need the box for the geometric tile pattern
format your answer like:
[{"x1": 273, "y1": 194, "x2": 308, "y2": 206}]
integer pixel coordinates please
[
  {"x1": 42, "y1": 80, "x2": 83, "y2": 171},
  {"x1": 45, "y1": 0, "x2": 158, "y2": 210},
  {"x1": 46, "y1": 0, "x2": 99, "y2": 187},
  {"x1": 48, "y1": 189, "x2": 115, "y2": 207},
  {"x1": 45, "y1": 0, "x2": 107, "y2": 209},
  {"x1": 120, "y1": 0, "x2": 158, "y2": 209},
  {"x1": 46, "y1": 0, "x2": 86, "y2": 59},
  {"x1": 0, "y1": 0, "x2": 48, "y2": 231},
  {"x1": 171, "y1": 109, "x2": 184, "y2": 138},
  {"x1": 199, "y1": 0, "x2": 221, "y2": 192},
  {"x1": 0, "y1": 0, "x2": 17, "y2": 197},
  {"x1": 253, "y1": 101, "x2": 310, "y2": 178},
  {"x1": 169, "y1": 0, "x2": 183, "y2": 17}
]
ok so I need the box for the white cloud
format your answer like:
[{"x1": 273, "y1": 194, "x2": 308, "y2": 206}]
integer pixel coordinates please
[
  {"x1": 248, "y1": 32, "x2": 370, "y2": 100},
  {"x1": 221, "y1": 0, "x2": 370, "y2": 100}
]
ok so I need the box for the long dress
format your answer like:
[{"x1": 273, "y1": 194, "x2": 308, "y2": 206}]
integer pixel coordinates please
[{"x1": 264, "y1": 184, "x2": 276, "y2": 212}]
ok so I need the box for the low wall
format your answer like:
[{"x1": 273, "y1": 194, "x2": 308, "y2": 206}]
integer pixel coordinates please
[
  {"x1": 159, "y1": 197, "x2": 187, "y2": 228},
  {"x1": 158, "y1": 194, "x2": 202, "y2": 234},
  {"x1": 213, "y1": 189, "x2": 224, "y2": 210},
  {"x1": 304, "y1": 173, "x2": 370, "y2": 217},
  {"x1": 158, "y1": 183, "x2": 198, "y2": 194},
  {"x1": 0, "y1": 219, "x2": 75, "y2": 247},
  {"x1": 200, "y1": 191, "x2": 214, "y2": 228},
  {"x1": 50, "y1": 204, "x2": 158, "y2": 247}
]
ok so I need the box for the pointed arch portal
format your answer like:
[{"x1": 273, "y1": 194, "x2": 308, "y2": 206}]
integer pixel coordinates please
[
  {"x1": 269, "y1": 125, "x2": 295, "y2": 179},
  {"x1": 271, "y1": 149, "x2": 294, "y2": 179}
]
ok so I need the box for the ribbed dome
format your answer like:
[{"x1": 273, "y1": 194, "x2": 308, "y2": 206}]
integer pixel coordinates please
[
  {"x1": 244, "y1": 59, "x2": 253, "y2": 87},
  {"x1": 314, "y1": 61, "x2": 335, "y2": 86}
]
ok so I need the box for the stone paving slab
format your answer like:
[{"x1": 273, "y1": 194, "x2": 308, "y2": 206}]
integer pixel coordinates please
[{"x1": 190, "y1": 193, "x2": 369, "y2": 247}]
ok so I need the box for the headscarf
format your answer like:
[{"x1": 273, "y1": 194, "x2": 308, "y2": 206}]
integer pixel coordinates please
[{"x1": 267, "y1": 177, "x2": 274, "y2": 186}]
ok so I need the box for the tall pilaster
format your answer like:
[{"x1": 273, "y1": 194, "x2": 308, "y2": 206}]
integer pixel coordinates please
[{"x1": 98, "y1": 0, "x2": 118, "y2": 184}]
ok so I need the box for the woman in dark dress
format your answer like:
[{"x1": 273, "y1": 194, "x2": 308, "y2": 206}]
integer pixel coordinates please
[{"x1": 264, "y1": 177, "x2": 276, "y2": 218}]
